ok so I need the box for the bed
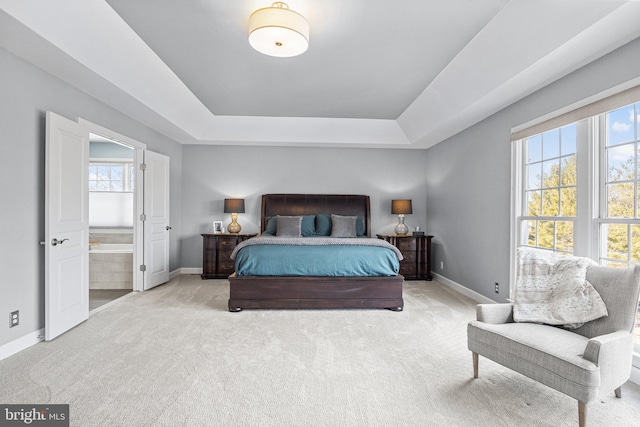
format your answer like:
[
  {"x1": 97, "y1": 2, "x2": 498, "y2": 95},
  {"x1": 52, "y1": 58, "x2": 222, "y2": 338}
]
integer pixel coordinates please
[{"x1": 228, "y1": 194, "x2": 404, "y2": 312}]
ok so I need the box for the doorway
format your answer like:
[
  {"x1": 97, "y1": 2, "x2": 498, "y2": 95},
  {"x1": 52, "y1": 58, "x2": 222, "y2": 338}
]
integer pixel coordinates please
[
  {"x1": 88, "y1": 134, "x2": 135, "y2": 311},
  {"x1": 46, "y1": 113, "x2": 170, "y2": 340},
  {"x1": 78, "y1": 118, "x2": 147, "y2": 296}
]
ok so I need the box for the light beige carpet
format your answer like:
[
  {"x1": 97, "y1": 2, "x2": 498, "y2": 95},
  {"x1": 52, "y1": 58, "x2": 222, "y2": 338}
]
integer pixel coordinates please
[
  {"x1": 89, "y1": 289, "x2": 132, "y2": 311},
  {"x1": 1, "y1": 275, "x2": 638, "y2": 426}
]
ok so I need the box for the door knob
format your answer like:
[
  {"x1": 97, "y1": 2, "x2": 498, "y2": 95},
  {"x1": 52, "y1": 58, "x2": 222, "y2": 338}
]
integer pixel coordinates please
[
  {"x1": 51, "y1": 238, "x2": 69, "y2": 246},
  {"x1": 166, "y1": 226, "x2": 172, "y2": 230}
]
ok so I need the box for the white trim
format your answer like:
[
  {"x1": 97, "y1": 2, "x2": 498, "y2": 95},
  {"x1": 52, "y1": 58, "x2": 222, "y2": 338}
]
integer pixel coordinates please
[
  {"x1": 174, "y1": 268, "x2": 202, "y2": 276},
  {"x1": 78, "y1": 119, "x2": 146, "y2": 292},
  {"x1": 79, "y1": 119, "x2": 147, "y2": 150},
  {"x1": 511, "y1": 77, "x2": 640, "y2": 138},
  {"x1": 0, "y1": 328, "x2": 44, "y2": 362},
  {"x1": 509, "y1": 138, "x2": 522, "y2": 300},
  {"x1": 170, "y1": 268, "x2": 198, "y2": 279},
  {"x1": 432, "y1": 273, "x2": 497, "y2": 304}
]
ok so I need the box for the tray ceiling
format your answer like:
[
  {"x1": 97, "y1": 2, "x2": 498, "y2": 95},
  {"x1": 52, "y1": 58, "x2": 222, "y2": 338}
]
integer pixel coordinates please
[{"x1": 1, "y1": 0, "x2": 639, "y2": 148}]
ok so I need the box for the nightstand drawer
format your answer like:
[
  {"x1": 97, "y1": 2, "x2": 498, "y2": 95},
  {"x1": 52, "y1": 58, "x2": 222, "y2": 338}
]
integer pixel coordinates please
[
  {"x1": 219, "y1": 238, "x2": 237, "y2": 249},
  {"x1": 219, "y1": 261, "x2": 236, "y2": 274},
  {"x1": 397, "y1": 239, "x2": 416, "y2": 251},
  {"x1": 402, "y1": 251, "x2": 416, "y2": 262}
]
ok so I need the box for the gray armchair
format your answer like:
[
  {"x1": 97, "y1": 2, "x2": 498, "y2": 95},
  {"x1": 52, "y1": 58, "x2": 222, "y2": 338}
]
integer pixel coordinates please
[{"x1": 467, "y1": 265, "x2": 640, "y2": 427}]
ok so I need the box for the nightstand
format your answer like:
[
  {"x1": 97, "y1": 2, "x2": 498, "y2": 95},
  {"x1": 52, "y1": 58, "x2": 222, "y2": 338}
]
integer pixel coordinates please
[
  {"x1": 376, "y1": 234, "x2": 433, "y2": 280},
  {"x1": 201, "y1": 233, "x2": 256, "y2": 279}
]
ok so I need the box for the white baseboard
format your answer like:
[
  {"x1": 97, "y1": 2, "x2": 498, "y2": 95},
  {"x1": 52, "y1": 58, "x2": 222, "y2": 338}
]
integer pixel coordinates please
[
  {"x1": 432, "y1": 272, "x2": 498, "y2": 304},
  {"x1": 176, "y1": 268, "x2": 202, "y2": 276},
  {"x1": 0, "y1": 328, "x2": 44, "y2": 362}
]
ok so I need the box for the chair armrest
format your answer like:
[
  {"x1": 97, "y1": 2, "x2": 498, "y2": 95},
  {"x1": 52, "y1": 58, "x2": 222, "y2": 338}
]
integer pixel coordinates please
[
  {"x1": 583, "y1": 330, "x2": 634, "y2": 365},
  {"x1": 583, "y1": 330, "x2": 634, "y2": 394},
  {"x1": 476, "y1": 303, "x2": 514, "y2": 324}
]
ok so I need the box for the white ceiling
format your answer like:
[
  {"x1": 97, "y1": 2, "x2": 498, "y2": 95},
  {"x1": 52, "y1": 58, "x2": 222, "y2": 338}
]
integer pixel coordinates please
[{"x1": 1, "y1": 0, "x2": 640, "y2": 149}]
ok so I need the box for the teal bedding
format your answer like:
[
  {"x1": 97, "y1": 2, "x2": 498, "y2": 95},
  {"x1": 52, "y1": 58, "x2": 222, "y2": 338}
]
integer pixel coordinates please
[{"x1": 234, "y1": 244, "x2": 400, "y2": 277}]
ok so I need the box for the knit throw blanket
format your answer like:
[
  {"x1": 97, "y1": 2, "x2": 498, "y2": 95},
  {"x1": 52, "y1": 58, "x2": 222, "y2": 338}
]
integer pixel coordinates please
[
  {"x1": 514, "y1": 247, "x2": 608, "y2": 329},
  {"x1": 231, "y1": 236, "x2": 404, "y2": 261}
]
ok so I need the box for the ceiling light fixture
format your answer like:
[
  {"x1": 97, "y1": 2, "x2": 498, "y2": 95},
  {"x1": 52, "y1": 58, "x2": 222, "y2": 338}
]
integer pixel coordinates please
[{"x1": 248, "y1": 2, "x2": 309, "y2": 58}]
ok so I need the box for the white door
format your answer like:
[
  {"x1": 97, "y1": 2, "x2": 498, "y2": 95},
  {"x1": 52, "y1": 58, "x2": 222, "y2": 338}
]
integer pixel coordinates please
[
  {"x1": 143, "y1": 150, "x2": 170, "y2": 289},
  {"x1": 45, "y1": 112, "x2": 89, "y2": 340}
]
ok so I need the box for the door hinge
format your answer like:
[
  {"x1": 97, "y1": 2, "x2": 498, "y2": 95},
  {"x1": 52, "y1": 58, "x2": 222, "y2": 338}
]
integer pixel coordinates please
[
  {"x1": 139, "y1": 163, "x2": 147, "y2": 171},
  {"x1": 140, "y1": 214, "x2": 146, "y2": 221},
  {"x1": 140, "y1": 265, "x2": 146, "y2": 272}
]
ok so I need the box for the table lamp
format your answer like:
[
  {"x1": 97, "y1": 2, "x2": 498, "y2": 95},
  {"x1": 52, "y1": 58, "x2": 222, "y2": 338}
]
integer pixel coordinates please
[
  {"x1": 224, "y1": 198, "x2": 245, "y2": 234},
  {"x1": 392, "y1": 199, "x2": 412, "y2": 235}
]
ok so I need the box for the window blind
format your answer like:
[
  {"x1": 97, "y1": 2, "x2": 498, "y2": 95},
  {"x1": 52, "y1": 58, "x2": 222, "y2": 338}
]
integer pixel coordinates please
[{"x1": 511, "y1": 81, "x2": 640, "y2": 141}]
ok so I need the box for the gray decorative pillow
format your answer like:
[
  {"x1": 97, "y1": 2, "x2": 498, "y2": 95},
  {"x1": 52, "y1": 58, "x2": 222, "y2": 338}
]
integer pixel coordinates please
[
  {"x1": 276, "y1": 216, "x2": 303, "y2": 237},
  {"x1": 330, "y1": 214, "x2": 357, "y2": 238}
]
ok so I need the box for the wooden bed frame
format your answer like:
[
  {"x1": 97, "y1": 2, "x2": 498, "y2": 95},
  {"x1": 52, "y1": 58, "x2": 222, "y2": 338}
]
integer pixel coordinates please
[{"x1": 228, "y1": 194, "x2": 404, "y2": 312}]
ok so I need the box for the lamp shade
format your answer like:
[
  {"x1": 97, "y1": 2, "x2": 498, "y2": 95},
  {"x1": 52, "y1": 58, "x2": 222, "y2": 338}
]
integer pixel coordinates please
[
  {"x1": 224, "y1": 198, "x2": 245, "y2": 213},
  {"x1": 248, "y1": 2, "x2": 309, "y2": 57},
  {"x1": 391, "y1": 199, "x2": 412, "y2": 215}
]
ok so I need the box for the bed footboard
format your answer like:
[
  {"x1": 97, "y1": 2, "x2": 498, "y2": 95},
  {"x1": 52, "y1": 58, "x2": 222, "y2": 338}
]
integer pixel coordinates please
[{"x1": 228, "y1": 274, "x2": 404, "y2": 312}]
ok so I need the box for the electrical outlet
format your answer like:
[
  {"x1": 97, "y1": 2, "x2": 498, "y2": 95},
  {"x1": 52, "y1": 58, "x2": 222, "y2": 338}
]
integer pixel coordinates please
[
  {"x1": 10, "y1": 310, "x2": 19, "y2": 328},
  {"x1": 440, "y1": 261, "x2": 444, "y2": 270},
  {"x1": 495, "y1": 283, "x2": 499, "y2": 294}
]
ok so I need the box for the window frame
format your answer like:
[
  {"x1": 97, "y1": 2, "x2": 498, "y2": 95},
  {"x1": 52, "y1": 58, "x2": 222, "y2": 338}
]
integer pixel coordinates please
[
  {"x1": 512, "y1": 111, "x2": 639, "y2": 353},
  {"x1": 519, "y1": 123, "x2": 581, "y2": 256},
  {"x1": 88, "y1": 157, "x2": 135, "y2": 193}
]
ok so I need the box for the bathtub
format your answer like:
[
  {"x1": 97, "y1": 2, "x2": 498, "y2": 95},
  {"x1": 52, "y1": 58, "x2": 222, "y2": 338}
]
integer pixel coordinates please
[
  {"x1": 89, "y1": 243, "x2": 133, "y2": 253},
  {"x1": 89, "y1": 244, "x2": 134, "y2": 289}
]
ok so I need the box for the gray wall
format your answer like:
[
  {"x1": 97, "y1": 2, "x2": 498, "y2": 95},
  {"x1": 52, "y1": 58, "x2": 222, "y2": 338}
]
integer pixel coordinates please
[
  {"x1": 90, "y1": 141, "x2": 134, "y2": 159},
  {"x1": 424, "y1": 36, "x2": 640, "y2": 302},
  {"x1": 181, "y1": 145, "x2": 428, "y2": 268},
  {"x1": 0, "y1": 47, "x2": 183, "y2": 347}
]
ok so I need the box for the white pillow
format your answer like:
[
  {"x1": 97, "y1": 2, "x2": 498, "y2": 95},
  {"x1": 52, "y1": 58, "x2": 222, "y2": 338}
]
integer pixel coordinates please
[{"x1": 513, "y1": 248, "x2": 608, "y2": 329}]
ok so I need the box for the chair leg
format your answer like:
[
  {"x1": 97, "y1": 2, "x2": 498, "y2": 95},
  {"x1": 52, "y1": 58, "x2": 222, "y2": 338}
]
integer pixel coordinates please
[
  {"x1": 614, "y1": 387, "x2": 622, "y2": 398},
  {"x1": 472, "y1": 352, "x2": 478, "y2": 378},
  {"x1": 578, "y1": 401, "x2": 587, "y2": 427}
]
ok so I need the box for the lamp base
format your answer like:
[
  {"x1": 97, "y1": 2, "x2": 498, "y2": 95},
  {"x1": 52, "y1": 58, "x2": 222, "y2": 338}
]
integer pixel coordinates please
[
  {"x1": 394, "y1": 215, "x2": 408, "y2": 235},
  {"x1": 394, "y1": 223, "x2": 409, "y2": 235},
  {"x1": 228, "y1": 213, "x2": 241, "y2": 234},
  {"x1": 227, "y1": 222, "x2": 241, "y2": 234}
]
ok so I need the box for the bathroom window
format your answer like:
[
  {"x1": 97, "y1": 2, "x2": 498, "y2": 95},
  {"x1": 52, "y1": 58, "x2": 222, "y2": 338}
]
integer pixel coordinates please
[
  {"x1": 88, "y1": 161, "x2": 135, "y2": 228},
  {"x1": 89, "y1": 162, "x2": 134, "y2": 192}
]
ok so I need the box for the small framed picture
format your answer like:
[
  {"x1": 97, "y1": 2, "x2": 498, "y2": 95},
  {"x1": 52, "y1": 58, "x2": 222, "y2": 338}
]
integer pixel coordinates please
[{"x1": 213, "y1": 221, "x2": 223, "y2": 234}]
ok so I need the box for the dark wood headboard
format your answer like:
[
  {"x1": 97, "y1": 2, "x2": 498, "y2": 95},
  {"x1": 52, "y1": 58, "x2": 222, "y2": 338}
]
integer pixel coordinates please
[{"x1": 261, "y1": 194, "x2": 372, "y2": 237}]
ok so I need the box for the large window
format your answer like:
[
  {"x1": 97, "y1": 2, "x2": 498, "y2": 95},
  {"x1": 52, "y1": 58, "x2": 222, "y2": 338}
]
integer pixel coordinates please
[{"x1": 515, "y1": 102, "x2": 640, "y2": 350}]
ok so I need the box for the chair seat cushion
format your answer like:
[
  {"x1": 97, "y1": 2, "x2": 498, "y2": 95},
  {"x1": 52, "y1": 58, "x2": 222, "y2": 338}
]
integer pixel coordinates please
[{"x1": 468, "y1": 320, "x2": 600, "y2": 402}]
